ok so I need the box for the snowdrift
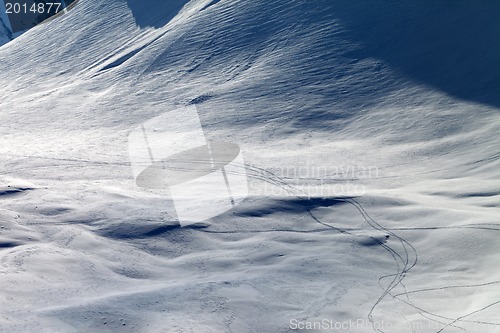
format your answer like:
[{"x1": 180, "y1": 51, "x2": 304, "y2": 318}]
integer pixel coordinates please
[{"x1": 0, "y1": 0, "x2": 499, "y2": 332}]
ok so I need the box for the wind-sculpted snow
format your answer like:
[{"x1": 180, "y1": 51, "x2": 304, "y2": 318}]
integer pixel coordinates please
[{"x1": 0, "y1": 0, "x2": 499, "y2": 332}]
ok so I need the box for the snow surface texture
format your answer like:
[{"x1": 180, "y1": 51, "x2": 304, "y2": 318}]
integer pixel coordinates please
[{"x1": 1, "y1": 0, "x2": 500, "y2": 332}]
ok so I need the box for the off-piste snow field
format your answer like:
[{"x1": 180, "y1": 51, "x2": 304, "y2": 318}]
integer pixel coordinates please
[{"x1": 1, "y1": 0, "x2": 500, "y2": 332}]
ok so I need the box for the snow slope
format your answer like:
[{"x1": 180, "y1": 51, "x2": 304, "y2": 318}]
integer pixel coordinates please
[
  {"x1": 0, "y1": 4, "x2": 12, "y2": 46},
  {"x1": 1, "y1": 0, "x2": 500, "y2": 332}
]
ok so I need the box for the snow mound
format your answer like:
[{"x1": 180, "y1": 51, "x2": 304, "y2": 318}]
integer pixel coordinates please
[{"x1": 0, "y1": 0, "x2": 499, "y2": 332}]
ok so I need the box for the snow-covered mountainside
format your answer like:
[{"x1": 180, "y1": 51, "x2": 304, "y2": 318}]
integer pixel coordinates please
[
  {"x1": 0, "y1": 11, "x2": 12, "y2": 45},
  {"x1": 1, "y1": 0, "x2": 499, "y2": 332}
]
